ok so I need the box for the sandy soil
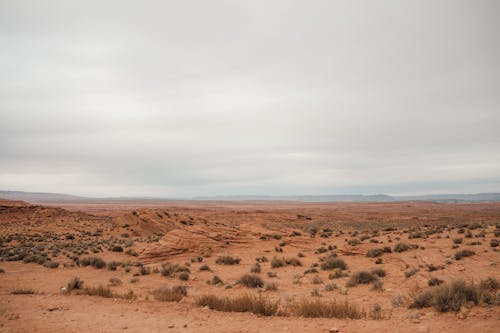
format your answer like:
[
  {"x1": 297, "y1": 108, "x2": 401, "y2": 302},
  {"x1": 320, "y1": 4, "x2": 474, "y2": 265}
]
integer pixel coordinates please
[{"x1": 1, "y1": 199, "x2": 499, "y2": 332}]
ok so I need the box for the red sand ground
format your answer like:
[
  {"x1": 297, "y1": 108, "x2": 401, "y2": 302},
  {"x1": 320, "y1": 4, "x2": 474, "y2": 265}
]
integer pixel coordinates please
[{"x1": 1, "y1": 199, "x2": 499, "y2": 332}]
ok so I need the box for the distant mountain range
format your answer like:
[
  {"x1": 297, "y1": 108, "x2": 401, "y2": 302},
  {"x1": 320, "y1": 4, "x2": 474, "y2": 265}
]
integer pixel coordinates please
[{"x1": 1, "y1": 190, "x2": 500, "y2": 204}]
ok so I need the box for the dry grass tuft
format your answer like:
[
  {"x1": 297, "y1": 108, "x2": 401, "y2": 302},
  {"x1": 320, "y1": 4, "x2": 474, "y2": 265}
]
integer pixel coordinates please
[
  {"x1": 289, "y1": 298, "x2": 363, "y2": 319},
  {"x1": 153, "y1": 286, "x2": 187, "y2": 302},
  {"x1": 197, "y1": 294, "x2": 279, "y2": 316}
]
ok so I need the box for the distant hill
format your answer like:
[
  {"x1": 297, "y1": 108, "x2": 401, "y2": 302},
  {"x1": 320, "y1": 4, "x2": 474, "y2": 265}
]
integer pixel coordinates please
[
  {"x1": 0, "y1": 191, "x2": 88, "y2": 203},
  {"x1": 194, "y1": 194, "x2": 395, "y2": 202},
  {"x1": 1, "y1": 190, "x2": 500, "y2": 204}
]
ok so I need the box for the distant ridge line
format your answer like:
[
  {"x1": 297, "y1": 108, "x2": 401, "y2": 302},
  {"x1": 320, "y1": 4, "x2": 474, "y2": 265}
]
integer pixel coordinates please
[{"x1": 1, "y1": 190, "x2": 500, "y2": 204}]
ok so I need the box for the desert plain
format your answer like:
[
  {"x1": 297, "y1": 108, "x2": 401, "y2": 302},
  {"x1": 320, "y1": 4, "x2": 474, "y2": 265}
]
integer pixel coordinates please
[{"x1": 0, "y1": 198, "x2": 499, "y2": 333}]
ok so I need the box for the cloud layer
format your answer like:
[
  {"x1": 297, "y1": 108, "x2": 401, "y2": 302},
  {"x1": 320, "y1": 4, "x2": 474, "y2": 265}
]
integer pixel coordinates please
[{"x1": 1, "y1": 0, "x2": 499, "y2": 197}]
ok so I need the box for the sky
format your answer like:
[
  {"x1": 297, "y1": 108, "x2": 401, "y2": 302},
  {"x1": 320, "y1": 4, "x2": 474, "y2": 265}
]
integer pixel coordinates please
[{"x1": 1, "y1": 0, "x2": 499, "y2": 198}]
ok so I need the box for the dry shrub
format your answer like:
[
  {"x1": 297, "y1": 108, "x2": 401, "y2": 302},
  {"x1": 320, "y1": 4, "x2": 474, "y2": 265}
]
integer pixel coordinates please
[
  {"x1": 153, "y1": 286, "x2": 187, "y2": 302},
  {"x1": 320, "y1": 258, "x2": 346, "y2": 271},
  {"x1": 393, "y1": 242, "x2": 413, "y2": 252},
  {"x1": 80, "y1": 285, "x2": 136, "y2": 299},
  {"x1": 409, "y1": 278, "x2": 500, "y2": 312},
  {"x1": 271, "y1": 257, "x2": 285, "y2": 268},
  {"x1": 290, "y1": 298, "x2": 363, "y2": 319},
  {"x1": 347, "y1": 271, "x2": 378, "y2": 287},
  {"x1": 239, "y1": 274, "x2": 264, "y2": 288},
  {"x1": 80, "y1": 256, "x2": 106, "y2": 269},
  {"x1": 11, "y1": 288, "x2": 36, "y2": 295},
  {"x1": 215, "y1": 256, "x2": 241, "y2": 265},
  {"x1": 81, "y1": 285, "x2": 114, "y2": 298},
  {"x1": 197, "y1": 294, "x2": 279, "y2": 316},
  {"x1": 454, "y1": 249, "x2": 475, "y2": 260},
  {"x1": 366, "y1": 248, "x2": 384, "y2": 258},
  {"x1": 67, "y1": 277, "x2": 84, "y2": 291}
]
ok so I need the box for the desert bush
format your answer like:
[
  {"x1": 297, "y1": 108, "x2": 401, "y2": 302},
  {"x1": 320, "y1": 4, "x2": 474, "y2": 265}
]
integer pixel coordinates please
[
  {"x1": 107, "y1": 261, "x2": 120, "y2": 271},
  {"x1": 11, "y1": 288, "x2": 36, "y2": 294},
  {"x1": 43, "y1": 261, "x2": 59, "y2": 269},
  {"x1": 216, "y1": 256, "x2": 241, "y2": 265},
  {"x1": 179, "y1": 272, "x2": 190, "y2": 281},
  {"x1": 454, "y1": 249, "x2": 475, "y2": 260},
  {"x1": 347, "y1": 239, "x2": 361, "y2": 246},
  {"x1": 347, "y1": 271, "x2": 377, "y2": 287},
  {"x1": 405, "y1": 267, "x2": 419, "y2": 278},
  {"x1": 211, "y1": 275, "x2": 223, "y2": 285},
  {"x1": 196, "y1": 294, "x2": 279, "y2": 316},
  {"x1": 199, "y1": 264, "x2": 211, "y2": 271},
  {"x1": 303, "y1": 267, "x2": 319, "y2": 274},
  {"x1": 153, "y1": 286, "x2": 187, "y2": 302},
  {"x1": 139, "y1": 265, "x2": 151, "y2": 275},
  {"x1": 239, "y1": 274, "x2": 264, "y2": 288},
  {"x1": 320, "y1": 258, "x2": 346, "y2": 271},
  {"x1": 80, "y1": 256, "x2": 106, "y2": 269},
  {"x1": 328, "y1": 269, "x2": 348, "y2": 279},
  {"x1": 453, "y1": 238, "x2": 463, "y2": 244},
  {"x1": 270, "y1": 257, "x2": 285, "y2": 268},
  {"x1": 324, "y1": 283, "x2": 336, "y2": 291},
  {"x1": 110, "y1": 245, "x2": 123, "y2": 252},
  {"x1": 290, "y1": 298, "x2": 362, "y2": 319},
  {"x1": 310, "y1": 288, "x2": 321, "y2": 297},
  {"x1": 285, "y1": 257, "x2": 302, "y2": 266},
  {"x1": 160, "y1": 262, "x2": 189, "y2": 277},
  {"x1": 109, "y1": 277, "x2": 122, "y2": 286},
  {"x1": 369, "y1": 303, "x2": 383, "y2": 319},
  {"x1": 409, "y1": 279, "x2": 498, "y2": 312},
  {"x1": 267, "y1": 271, "x2": 277, "y2": 278},
  {"x1": 409, "y1": 290, "x2": 433, "y2": 308},
  {"x1": 433, "y1": 280, "x2": 479, "y2": 312},
  {"x1": 371, "y1": 280, "x2": 384, "y2": 291},
  {"x1": 366, "y1": 248, "x2": 384, "y2": 258},
  {"x1": 311, "y1": 275, "x2": 323, "y2": 284},
  {"x1": 371, "y1": 268, "x2": 386, "y2": 278},
  {"x1": 67, "y1": 277, "x2": 84, "y2": 291},
  {"x1": 393, "y1": 242, "x2": 414, "y2": 252},
  {"x1": 250, "y1": 263, "x2": 261, "y2": 273},
  {"x1": 265, "y1": 282, "x2": 278, "y2": 291},
  {"x1": 490, "y1": 239, "x2": 499, "y2": 248},
  {"x1": 428, "y1": 278, "x2": 444, "y2": 286},
  {"x1": 392, "y1": 294, "x2": 404, "y2": 308},
  {"x1": 81, "y1": 285, "x2": 114, "y2": 298}
]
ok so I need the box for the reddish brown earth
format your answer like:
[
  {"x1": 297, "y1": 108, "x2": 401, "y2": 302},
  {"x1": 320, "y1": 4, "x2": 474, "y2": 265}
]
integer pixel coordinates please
[{"x1": 1, "y1": 199, "x2": 499, "y2": 332}]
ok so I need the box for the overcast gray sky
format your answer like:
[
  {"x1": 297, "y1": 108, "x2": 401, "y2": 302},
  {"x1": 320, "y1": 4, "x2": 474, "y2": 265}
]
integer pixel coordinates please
[{"x1": 1, "y1": 0, "x2": 499, "y2": 197}]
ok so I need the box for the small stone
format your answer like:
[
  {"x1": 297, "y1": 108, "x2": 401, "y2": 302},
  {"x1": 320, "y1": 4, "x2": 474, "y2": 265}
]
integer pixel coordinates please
[
  {"x1": 458, "y1": 312, "x2": 467, "y2": 320},
  {"x1": 329, "y1": 328, "x2": 339, "y2": 333}
]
